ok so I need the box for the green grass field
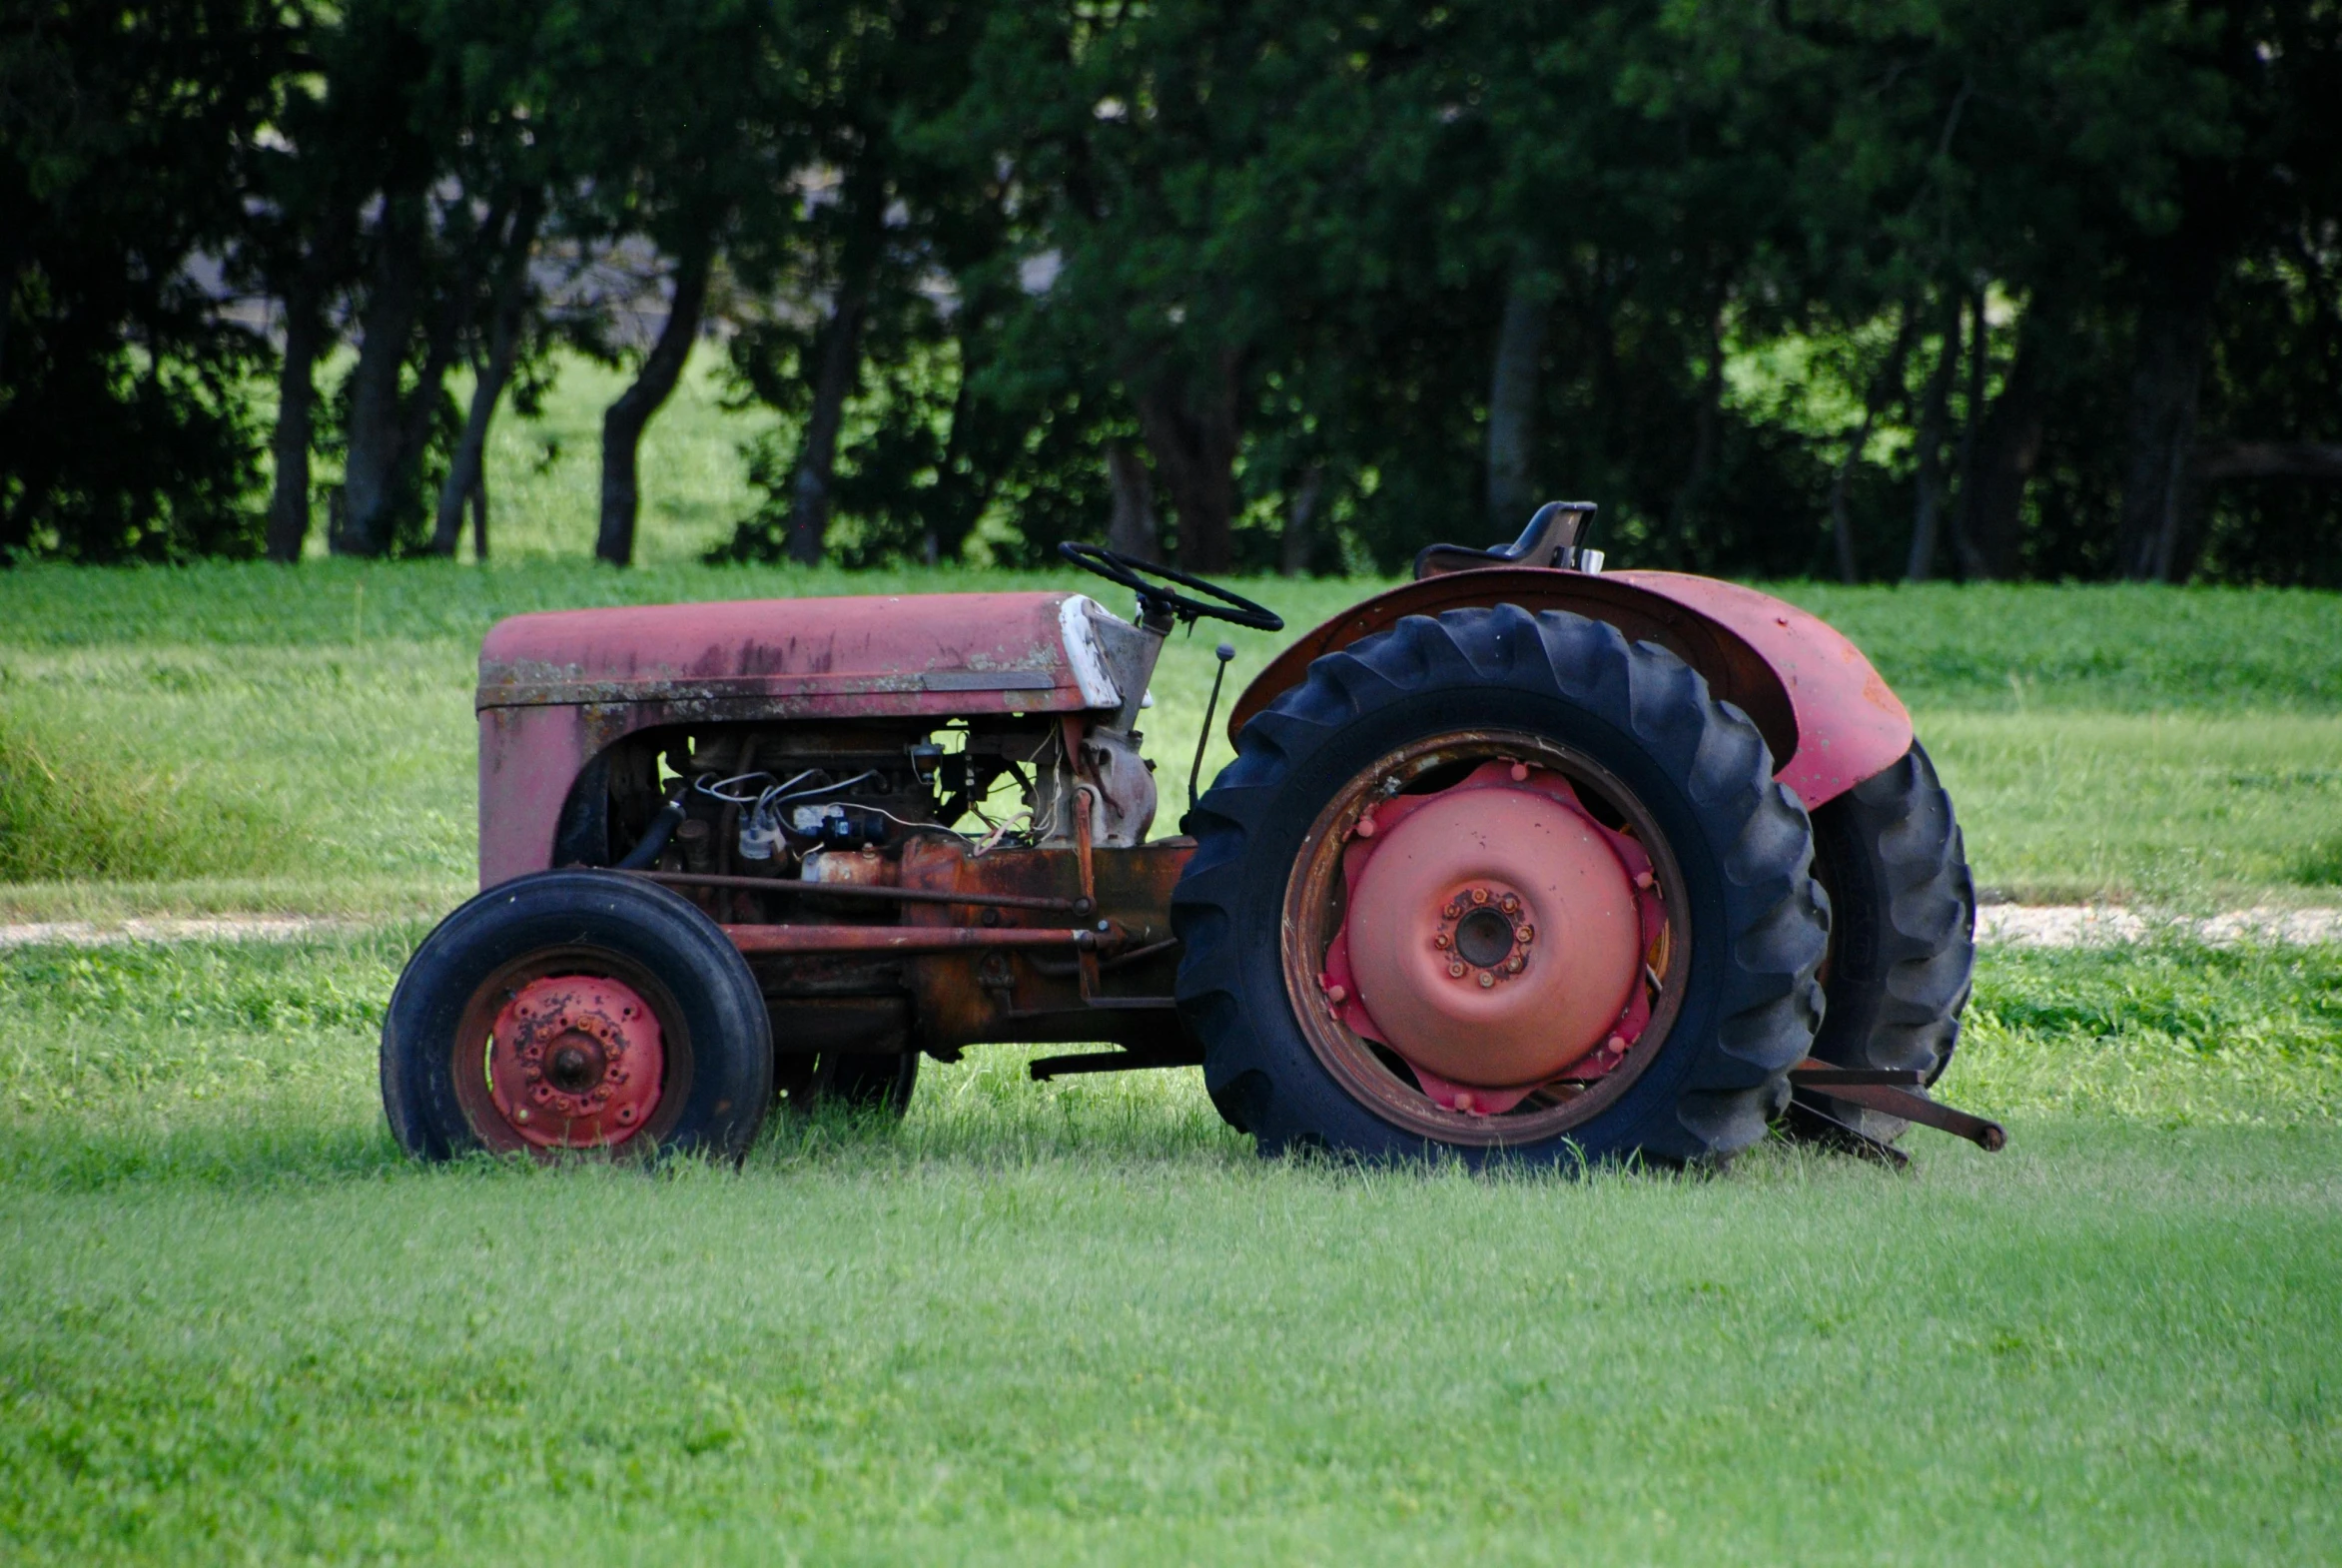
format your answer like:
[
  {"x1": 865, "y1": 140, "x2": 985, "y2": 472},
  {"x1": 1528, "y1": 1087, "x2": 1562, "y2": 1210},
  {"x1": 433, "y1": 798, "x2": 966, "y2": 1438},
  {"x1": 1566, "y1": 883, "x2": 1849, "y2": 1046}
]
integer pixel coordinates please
[{"x1": 3, "y1": 359, "x2": 2340, "y2": 1560}]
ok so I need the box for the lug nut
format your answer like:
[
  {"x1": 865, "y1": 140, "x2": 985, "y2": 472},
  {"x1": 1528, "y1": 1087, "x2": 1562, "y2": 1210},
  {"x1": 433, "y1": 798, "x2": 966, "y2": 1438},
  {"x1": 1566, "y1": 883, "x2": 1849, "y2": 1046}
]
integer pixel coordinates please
[
  {"x1": 1505, "y1": 956, "x2": 1524, "y2": 974},
  {"x1": 1433, "y1": 933, "x2": 1451, "y2": 950},
  {"x1": 1510, "y1": 762, "x2": 1530, "y2": 782},
  {"x1": 1326, "y1": 984, "x2": 1347, "y2": 1005},
  {"x1": 1499, "y1": 894, "x2": 1519, "y2": 914},
  {"x1": 1635, "y1": 870, "x2": 1655, "y2": 890},
  {"x1": 1470, "y1": 888, "x2": 1489, "y2": 905},
  {"x1": 1517, "y1": 925, "x2": 1534, "y2": 944},
  {"x1": 1448, "y1": 961, "x2": 1466, "y2": 978},
  {"x1": 1354, "y1": 814, "x2": 1377, "y2": 839},
  {"x1": 1477, "y1": 971, "x2": 1494, "y2": 988},
  {"x1": 1444, "y1": 902, "x2": 1461, "y2": 920}
]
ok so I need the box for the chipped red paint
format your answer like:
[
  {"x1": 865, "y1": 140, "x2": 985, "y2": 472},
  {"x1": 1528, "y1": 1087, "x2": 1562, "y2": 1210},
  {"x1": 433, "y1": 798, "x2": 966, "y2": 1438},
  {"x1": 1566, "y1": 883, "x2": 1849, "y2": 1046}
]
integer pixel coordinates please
[
  {"x1": 477, "y1": 591, "x2": 1102, "y2": 711},
  {"x1": 1226, "y1": 567, "x2": 1913, "y2": 811},
  {"x1": 1606, "y1": 571, "x2": 1913, "y2": 809},
  {"x1": 476, "y1": 591, "x2": 1111, "y2": 887},
  {"x1": 486, "y1": 974, "x2": 664, "y2": 1150}
]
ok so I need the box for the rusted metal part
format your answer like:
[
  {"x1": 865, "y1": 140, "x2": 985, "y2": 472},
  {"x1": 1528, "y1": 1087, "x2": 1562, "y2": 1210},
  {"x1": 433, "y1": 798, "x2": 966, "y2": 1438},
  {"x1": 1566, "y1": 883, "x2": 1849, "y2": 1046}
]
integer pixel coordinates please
[
  {"x1": 1223, "y1": 566, "x2": 1914, "y2": 810},
  {"x1": 1070, "y1": 772, "x2": 1104, "y2": 998},
  {"x1": 1792, "y1": 1057, "x2": 2006, "y2": 1151},
  {"x1": 1029, "y1": 1047, "x2": 1203, "y2": 1081},
  {"x1": 1026, "y1": 935, "x2": 1179, "y2": 977},
  {"x1": 723, "y1": 924, "x2": 1101, "y2": 955},
  {"x1": 474, "y1": 591, "x2": 1122, "y2": 886},
  {"x1": 485, "y1": 974, "x2": 664, "y2": 1150},
  {"x1": 887, "y1": 835, "x2": 1191, "y2": 1055},
  {"x1": 634, "y1": 868, "x2": 1083, "y2": 914}
]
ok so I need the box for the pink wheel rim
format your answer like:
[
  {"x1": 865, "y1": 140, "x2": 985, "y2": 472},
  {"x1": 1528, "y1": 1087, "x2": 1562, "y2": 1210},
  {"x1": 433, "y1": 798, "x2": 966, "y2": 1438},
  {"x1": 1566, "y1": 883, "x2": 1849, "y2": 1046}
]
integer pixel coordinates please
[
  {"x1": 1283, "y1": 730, "x2": 1685, "y2": 1142},
  {"x1": 1320, "y1": 760, "x2": 1663, "y2": 1113}
]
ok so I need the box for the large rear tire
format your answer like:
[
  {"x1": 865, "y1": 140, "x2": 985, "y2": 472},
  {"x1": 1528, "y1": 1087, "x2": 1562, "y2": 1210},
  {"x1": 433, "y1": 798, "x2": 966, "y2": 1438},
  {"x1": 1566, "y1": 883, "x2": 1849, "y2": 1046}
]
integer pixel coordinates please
[
  {"x1": 1805, "y1": 740, "x2": 1975, "y2": 1141},
  {"x1": 1172, "y1": 606, "x2": 1829, "y2": 1169},
  {"x1": 383, "y1": 871, "x2": 772, "y2": 1162}
]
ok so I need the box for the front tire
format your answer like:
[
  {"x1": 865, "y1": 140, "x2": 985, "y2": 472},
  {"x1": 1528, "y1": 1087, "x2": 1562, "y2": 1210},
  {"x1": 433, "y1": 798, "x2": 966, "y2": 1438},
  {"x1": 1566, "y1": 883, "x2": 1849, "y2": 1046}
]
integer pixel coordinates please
[
  {"x1": 1172, "y1": 606, "x2": 1830, "y2": 1169},
  {"x1": 383, "y1": 871, "x2": 772, "y2": 1162}
]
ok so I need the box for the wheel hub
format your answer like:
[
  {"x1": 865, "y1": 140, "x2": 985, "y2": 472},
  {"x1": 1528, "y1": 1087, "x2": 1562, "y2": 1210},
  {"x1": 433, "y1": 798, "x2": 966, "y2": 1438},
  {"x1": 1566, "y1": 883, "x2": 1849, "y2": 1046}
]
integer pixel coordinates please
[
  {"x1": 1319, "y1": 760, "x2": 1665, "y2": 1113},
  {"x1": 487, "y1": 975, "x2": 664, "y2": 1149}
]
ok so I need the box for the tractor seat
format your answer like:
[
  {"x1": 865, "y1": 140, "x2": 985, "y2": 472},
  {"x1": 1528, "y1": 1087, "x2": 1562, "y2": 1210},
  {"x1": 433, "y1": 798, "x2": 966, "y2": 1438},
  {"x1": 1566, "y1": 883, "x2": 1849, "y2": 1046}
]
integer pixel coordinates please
[{"x1": 1414, "y1": 501, "x2": 1597, "y2": 580}]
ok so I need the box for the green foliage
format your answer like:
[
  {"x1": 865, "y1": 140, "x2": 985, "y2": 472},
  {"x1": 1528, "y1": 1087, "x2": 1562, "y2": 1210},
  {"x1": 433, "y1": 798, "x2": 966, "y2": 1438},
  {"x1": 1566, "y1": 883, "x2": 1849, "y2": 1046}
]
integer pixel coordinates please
[
  {"x1": 11, "y1": 1, "x2": 2342, "y2": 577},
  {"x1": 0, "y1": 0, "x2": 286, "y2": 561}
]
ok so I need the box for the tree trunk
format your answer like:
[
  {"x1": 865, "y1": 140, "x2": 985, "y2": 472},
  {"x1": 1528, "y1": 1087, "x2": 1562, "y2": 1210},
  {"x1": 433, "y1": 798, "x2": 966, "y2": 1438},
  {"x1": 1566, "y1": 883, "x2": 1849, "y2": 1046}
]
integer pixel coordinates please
[
  {"x1": 265, "y1": 286, "x2": 326, "y2": 562},
  {"x1": 1828, "y1": 305, "x2": 1918, "y2": 583},
  {"x1": 782, "y1": 280, "x2": 869, "y2": 568},
  {"x1": 597, "y1": 240, "x2": 712, "y2": 567},
  {"x1": 1133, "y1": 349, "x2": 1243, "y2": 572},
  {"x1": 2115, "y1": 237, "x2": 2218, "y2": 582},
  {"x1": 469, "y1": 468, "x2": 488, "y2": 560},
  {"x1": 1904, "y1": 297, "x2": 1963, "y2": 581},
  {"x1": 1281, "y1": 461, "x2": 1325, "y2": 577},
  {"x1": 1105, "y1": 441, "x2": 1160, "y2": 562},
  {"x1": 337, "y1": 194, "x2": 425, "y2": 556},
  {"x1": 383, "y1": 196, "x2": 509, "y2": 550},
  {"x1": 434, "y1": 202, "x2": 540, "y2": 556},
  {"x1": 784, "y1": 183, "x2": 891, "y2": 568},
  {"x1": 923, "y1": 306, "x2": 1003, "y2": 564},
  {"x1": 1486, "y1": 254, "x2": 1550, "y2": 532},
  {"x1": 1667, "y1": 303, "x2": 1727, "y2": 544},
  {"x1": 1948, "y1": 289, "x2": 1990, "y2": 581},
  {"x1": 1963, "y1": 307, "x2": 2053, "y2": 579}
]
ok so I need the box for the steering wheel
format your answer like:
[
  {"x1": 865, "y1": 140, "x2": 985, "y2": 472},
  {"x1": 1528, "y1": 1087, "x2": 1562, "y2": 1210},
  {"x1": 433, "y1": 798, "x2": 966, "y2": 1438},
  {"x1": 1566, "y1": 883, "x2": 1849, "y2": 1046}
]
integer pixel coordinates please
[{"x1": 1058, "y1": 542, "x2": 1285, "y2": 632}]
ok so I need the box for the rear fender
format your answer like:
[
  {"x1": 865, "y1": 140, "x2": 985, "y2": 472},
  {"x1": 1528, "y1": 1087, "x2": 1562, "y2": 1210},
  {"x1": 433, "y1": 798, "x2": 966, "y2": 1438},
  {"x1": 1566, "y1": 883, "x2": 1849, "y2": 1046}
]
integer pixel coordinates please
[{"x1": 1225, "y1": 568, "x2": 1911, "y2": 810}]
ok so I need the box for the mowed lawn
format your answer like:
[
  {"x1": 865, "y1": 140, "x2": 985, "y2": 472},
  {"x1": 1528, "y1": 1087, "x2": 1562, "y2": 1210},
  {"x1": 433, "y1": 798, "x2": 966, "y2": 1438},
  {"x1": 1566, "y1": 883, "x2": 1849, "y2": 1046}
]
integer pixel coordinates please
[{"x1": 2, "y1": 407, "x2": 2340, "y2": 1558}]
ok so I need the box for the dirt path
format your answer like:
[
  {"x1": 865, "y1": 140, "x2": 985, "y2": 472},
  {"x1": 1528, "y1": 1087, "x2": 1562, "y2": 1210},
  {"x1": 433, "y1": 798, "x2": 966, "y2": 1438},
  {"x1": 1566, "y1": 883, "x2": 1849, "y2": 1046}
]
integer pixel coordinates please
[
  {"x1": 3, "y1": 907, "x2": 2339, "y2": 951},
  {"x1": 1974, "y1": 904, "x2": 2342, "y2": 947},
  {"x1": 0, "y1": 917, "x2": 353, "y2": 949}
]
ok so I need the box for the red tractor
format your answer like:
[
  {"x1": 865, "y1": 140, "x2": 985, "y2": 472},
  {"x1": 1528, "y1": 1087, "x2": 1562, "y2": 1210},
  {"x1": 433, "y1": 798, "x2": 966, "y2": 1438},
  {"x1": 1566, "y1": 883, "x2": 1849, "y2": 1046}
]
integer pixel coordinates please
[{"x1": 383, "y1": 503, "x2": 1999, "y2": 1169}]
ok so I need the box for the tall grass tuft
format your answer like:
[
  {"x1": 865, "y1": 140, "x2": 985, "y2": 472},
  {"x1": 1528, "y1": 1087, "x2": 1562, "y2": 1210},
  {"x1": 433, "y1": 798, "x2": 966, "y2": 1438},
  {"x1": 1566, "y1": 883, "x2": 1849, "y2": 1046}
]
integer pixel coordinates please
[{"x1": 0, "y1": 708, "x2": 283, "y2": 882}]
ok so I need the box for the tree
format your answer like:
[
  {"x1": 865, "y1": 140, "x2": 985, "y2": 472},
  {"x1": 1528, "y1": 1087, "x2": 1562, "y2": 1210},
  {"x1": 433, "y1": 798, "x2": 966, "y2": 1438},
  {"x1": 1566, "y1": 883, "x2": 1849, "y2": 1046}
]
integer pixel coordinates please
[{"x1": 1, "y1": 0, "x2": 291, "y2": 561}]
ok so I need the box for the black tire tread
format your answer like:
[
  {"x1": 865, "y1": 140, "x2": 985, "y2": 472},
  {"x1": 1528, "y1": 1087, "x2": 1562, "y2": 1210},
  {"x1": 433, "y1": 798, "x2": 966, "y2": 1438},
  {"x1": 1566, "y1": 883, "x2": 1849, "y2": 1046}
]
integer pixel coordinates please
[
  {"x1": 1172, "y1": 606, "x2": 1828, "y2": 1167},
  {"x1": 1806, "y1": 740, "x2": 1975, "y2": 1137},
  {"x1": 382, "y1": 870, "x2": 773, "y2": 1162}
]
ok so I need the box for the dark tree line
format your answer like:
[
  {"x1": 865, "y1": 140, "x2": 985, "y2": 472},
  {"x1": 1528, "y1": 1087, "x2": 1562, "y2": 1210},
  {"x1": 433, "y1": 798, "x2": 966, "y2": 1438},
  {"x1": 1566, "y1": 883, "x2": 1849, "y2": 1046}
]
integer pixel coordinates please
[{"x1": 5, "y1": 0, "x2": 2340, "y2": 582}]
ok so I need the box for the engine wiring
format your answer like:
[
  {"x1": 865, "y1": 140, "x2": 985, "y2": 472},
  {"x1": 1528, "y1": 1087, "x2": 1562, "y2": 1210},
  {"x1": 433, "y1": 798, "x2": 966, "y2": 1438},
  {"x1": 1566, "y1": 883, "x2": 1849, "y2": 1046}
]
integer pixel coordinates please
[{"x1": 680, "y1": 725, "x2": 1071, "y2": 859}]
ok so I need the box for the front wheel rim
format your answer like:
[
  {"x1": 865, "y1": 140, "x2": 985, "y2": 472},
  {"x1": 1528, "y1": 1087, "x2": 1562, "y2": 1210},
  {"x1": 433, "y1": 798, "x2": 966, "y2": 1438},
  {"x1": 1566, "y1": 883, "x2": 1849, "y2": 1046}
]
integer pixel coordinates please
[
  {"x1": 451, "y1": 946, "x2": 692, "y2": 1155},
  {"x1": 1279, "y1": 729, "x2": 1690, "y2": 1146}
]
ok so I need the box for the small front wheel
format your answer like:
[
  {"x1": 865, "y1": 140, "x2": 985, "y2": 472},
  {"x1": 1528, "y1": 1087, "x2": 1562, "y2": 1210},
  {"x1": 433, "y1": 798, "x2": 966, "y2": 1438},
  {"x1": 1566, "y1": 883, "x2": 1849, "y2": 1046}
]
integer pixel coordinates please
[{"x1": 383, "y1": 871, "x2": 772, "y2": 1162}]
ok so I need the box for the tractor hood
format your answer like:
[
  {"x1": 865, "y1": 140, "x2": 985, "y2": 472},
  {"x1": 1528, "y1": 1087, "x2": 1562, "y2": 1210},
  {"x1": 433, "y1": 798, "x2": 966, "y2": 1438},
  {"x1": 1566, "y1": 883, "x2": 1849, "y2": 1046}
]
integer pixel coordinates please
[{"x1": 477, "y1": 590, "x2": 1126, "y2": 717}]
